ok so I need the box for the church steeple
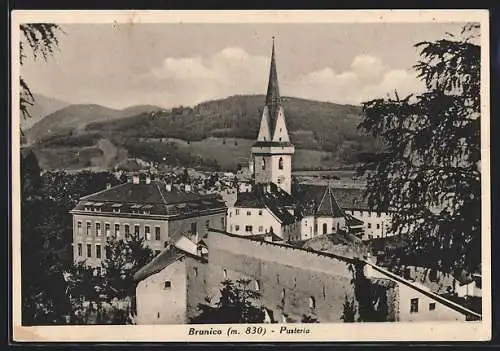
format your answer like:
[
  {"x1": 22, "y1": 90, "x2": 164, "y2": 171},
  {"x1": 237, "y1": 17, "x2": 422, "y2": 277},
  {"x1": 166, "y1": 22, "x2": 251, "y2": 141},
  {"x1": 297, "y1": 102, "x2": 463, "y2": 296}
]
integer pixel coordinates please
[
  {"x1": 252, "y1": 38, "x2": 295, "y2": 195},
  {"x1": 265, "y1": 37, "x2": 281, "y2": 130}
]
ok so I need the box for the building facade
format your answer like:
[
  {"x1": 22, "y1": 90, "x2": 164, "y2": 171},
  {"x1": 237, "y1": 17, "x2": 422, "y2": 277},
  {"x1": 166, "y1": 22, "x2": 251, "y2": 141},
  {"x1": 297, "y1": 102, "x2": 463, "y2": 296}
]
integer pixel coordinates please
[
  {"x1": 134, "y1": 229, "x2": 481, "y2": 324},
  {"x1": 70, "y1": 176, "x2": 227, "y2": 267}
]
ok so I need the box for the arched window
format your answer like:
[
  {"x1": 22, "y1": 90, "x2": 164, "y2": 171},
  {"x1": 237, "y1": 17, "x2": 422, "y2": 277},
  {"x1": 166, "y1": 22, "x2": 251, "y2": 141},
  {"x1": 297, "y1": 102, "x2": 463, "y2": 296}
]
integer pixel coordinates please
[
  {"x1": 278, "y1": 157, "x2": 284, "y2": 170},
  {"x1": 322, "y1": 223, "x2": 327, "y2": 235},
  {"x1": 223, "y1": 269, "x2": 228, "y2": 279},
  {"x1": 309, "y1": 296, "x2": 316, "y2": 310},
  {"x1": 261, "y1": 158, "x2": 266, "y2": 170},
  {"x1": 255, "y1": 280, "x2": 261, "y2": 291}
]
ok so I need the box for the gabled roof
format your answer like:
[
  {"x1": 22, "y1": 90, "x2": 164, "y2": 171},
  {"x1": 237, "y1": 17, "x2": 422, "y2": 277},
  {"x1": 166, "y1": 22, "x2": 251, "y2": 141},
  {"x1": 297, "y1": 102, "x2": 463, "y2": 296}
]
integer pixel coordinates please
[
  {"x1": 134, "y1": 245, "x2": 185, "y2": 282},
  {"x1": 295, "y1": 184, "x2": 344, "y2": 218}
]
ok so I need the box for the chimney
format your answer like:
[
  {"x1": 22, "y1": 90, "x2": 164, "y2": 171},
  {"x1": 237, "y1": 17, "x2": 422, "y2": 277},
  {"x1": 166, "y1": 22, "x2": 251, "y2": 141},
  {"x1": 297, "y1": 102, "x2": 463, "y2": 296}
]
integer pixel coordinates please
[
  {"x1": 165, "y1": 183, "x2": 172, "y2": 192},
  {"x1": 185, "y1": 184, "x2": 192, "y2": 192},
  {"x1": 132, "y1": 175, "x2": 140, "y2": 184}
]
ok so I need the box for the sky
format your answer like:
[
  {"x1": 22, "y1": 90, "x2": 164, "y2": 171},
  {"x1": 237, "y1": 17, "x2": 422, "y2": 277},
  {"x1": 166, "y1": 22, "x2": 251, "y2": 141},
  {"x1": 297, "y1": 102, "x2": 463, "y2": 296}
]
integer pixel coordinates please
[{"x1": 21, "y1": 22, "x2": 469, "y2": 109}]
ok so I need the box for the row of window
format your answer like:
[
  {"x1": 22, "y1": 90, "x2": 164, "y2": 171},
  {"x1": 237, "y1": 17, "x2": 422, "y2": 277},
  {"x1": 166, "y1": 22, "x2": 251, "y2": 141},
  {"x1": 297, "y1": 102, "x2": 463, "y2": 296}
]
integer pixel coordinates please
[
  {"x1": 233, "y1": 209, "x2": 263, "y2": 216},
  {"x1": 410, "y1": 298, "x2": 436, "y2": 313},
  {"x1": 83, "y1": 206, "x2": 152, "y2": 215},
  {"x1": 77, "y1": 221, "x2": 162, "y2": 240},
  {"x1": 230, "y1": 224, "x2": 265, "y2": 233},
  {"x1": 76, "y1": 243, "x2": 104, "y2": 259},
  {"x1": 260, "y1": 157, "x2": 285, "y2": 170}
]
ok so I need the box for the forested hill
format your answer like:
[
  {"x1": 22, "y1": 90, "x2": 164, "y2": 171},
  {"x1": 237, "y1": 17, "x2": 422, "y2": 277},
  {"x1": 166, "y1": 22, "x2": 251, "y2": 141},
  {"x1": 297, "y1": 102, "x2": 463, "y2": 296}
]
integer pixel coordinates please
[{"x1": 86, "y1": 94, "x2": 379, "y2": 153}]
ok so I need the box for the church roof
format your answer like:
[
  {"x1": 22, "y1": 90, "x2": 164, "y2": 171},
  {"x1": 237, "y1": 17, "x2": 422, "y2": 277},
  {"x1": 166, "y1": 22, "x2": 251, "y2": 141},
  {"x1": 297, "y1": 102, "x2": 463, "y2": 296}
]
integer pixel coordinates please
[
  {"x1": 234, "y1": 183, "x2": 297, "y2": 224},
  {"x1": 265, "y1": 38, "x2": 282, "y2": 135},
  {"x1": 294, "y1": 184, "x2": 344, "y2": 218},
  {"x1": 315, "y1": 186, "x2": 345, "y2": 217}
]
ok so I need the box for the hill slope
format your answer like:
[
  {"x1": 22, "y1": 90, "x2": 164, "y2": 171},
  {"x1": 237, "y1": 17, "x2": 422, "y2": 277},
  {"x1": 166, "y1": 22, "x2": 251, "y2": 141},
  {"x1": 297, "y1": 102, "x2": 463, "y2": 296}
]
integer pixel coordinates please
[
  {"x1": 20, "y1": 94, "x2": 70, "y2": 130},
  {"x1": 88, "y1": 95, "x2": 378, "y2": 154},
  {"x1": 25, "y1": 103, "x2": 164, "y2": 144}
]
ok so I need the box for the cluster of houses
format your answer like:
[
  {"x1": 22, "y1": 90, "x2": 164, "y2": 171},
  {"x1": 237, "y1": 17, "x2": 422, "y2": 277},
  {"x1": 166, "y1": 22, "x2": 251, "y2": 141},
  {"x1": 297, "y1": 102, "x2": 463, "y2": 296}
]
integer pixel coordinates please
[{"x1": 70, "y1": 40, "x2": 481, "y2": 325}]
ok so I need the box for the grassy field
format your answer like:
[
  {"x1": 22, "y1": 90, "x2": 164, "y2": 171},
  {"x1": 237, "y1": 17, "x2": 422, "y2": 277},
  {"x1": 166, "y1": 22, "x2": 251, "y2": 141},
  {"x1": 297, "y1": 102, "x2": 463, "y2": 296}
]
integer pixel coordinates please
[{"x1": 146, "y1": 137, "x2": 340, "y2": 171}]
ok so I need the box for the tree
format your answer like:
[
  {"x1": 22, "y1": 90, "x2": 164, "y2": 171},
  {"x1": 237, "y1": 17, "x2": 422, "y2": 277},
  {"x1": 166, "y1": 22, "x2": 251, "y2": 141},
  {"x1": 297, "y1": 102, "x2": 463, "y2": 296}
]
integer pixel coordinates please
[
  {"x1": 20, "y1": 24, "x2": 63, "y2": 123},
  {"x1": 190, "y1": 279, "x2": 265, "y2": 324},
  {"x1": 357, "y1": 24, "x2": 481, "y2": 275},
  {"x1": 101, "y1": 235, "x2": 155, "y2": 301}
]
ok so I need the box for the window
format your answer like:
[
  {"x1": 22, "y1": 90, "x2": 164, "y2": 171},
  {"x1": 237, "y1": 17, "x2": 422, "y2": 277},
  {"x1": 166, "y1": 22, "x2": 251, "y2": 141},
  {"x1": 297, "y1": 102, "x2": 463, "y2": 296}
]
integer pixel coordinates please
[
  {"x1": 245, "y1": 225, "x2": 253, "y2": 233},
  {"x1": 77, "y1": 221, "x2": 82, "y2": 235},
  {"x1": 105, "y1": 223, "x2": 110, "y2": 237},
  {"x1": 96, "y1": 244, "x2": 102, "y2": 259},
  {"x1": 221, "y1": 217, "x2": 225, "y2": 228},
  {"x1": 281, "y1": 288, "x2": 285, "y2": 299},
  {"x1": 134, "y1": 225, "x2": 140, "y2": 238},
  {"x1": 376, "y1": 224, "x2": 380, "y2": 229},
  {"x1": 377, "y1": 212, "x2": 381, "y2": 217},
  {"x1": 155, "y1": 227, "x2": 161, "y2": 240},
  {"x1": 278, "y1": 157, "x2": 284, "y2": 170},
  {"x1": 205, "y1": 220, "x2": 210, "y2": 228},
  {"x1": 235, "y1": 225, "x2": 240, "y2": 231},
  {"x1": 124, "y1": 224, "x2": 130, "y2": 237},
  {"x1": 235, "y1": 209, "x2": 240, "y2": 215},
  {"x1": 254, "y1": 280, "x2": 260, "y2": 291},
  {"x1": 87, "y1": 244, "x2": 92, "y2": 258},
  {"x1": 193, "y1": 267, "x2": 198, "y2": 277},
  {"x1": 96, "y1": 223, "x2": 101, "y2": 236},
  {"x1": 314, "y1": 223, "x2": 318, "y2": 234},
  {"x1": 246, "y1": 210, "x2": 251, "y2": 216},
  {"x1": 145, "y1": 226, "x2": 151, "y2": 240},
  {"x1": 261, "y1": 158, "x2": 266, "y2": 170},
  {"x1": 114, "y1": 224, "x2": 120, "y2": 237},
  {"x1": 322, "y1": 223, "x2": 327, "y2": 235},
  {"x1": 410, "y1": 298, "x2": 419, "y2": 313},
  {"x1": 308, "y1": 296, "x2": 316, "y2": 310},
  {"x1": 322, "y1": 285, "x2": 326, "y2": 299},
  {"x1": 258, "y1": 210, "x2": 263, "y2": 216},
  {"x1": 113, "y1": 208, "x2": 120, "y2": 214},
  {"x1": 368, "y1": 212, "x2": 371, "y2": 217},
  {"x1": 429, "y1": 303, "x2": 436, "y2": 311},
  {"x1": 164, "y1": 281, "x2": 171, "y2": 289},
  {"x1": 368, "y1": 223, "x2": 372, "y2": 229},
  {"x1": 190, "y1": 222, "x2": 197, "y2": 235},
  {"x1": 223, "y1": 269, "x2": 228, "y2": 279},
  {"x1": 258, "y1": 226, "x2": 263, "y2": 232},
  {"x1": 77, "y1": 243, "x2": 82, "y2": 256},
  {"x1": 230, "y1": 225, "x2": 233, "y2": 231},
  {"x1": 86, "y1": 222, "x2": 91, "y2": 236}
]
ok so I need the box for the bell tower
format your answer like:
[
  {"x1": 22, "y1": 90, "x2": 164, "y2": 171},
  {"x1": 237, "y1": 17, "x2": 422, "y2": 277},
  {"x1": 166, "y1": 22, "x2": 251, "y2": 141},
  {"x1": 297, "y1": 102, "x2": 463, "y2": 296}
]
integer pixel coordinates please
[{"x1": 251, "y1": 38, "x2": 294, "y2": 194}]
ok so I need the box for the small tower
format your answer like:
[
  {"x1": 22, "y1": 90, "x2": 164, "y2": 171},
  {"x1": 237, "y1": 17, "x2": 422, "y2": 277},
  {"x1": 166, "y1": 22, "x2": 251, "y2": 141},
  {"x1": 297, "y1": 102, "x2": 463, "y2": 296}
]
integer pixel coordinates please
[{"x1": 251, "y1": 38, "x2": 295, "y2": 194}]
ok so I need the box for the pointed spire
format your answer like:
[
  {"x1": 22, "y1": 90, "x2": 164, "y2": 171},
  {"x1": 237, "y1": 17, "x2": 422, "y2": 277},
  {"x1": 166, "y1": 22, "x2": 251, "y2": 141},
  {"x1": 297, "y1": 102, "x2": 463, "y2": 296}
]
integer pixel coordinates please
[{"x1": 265, "y1": 37, "x2": 281, "y2": 132}]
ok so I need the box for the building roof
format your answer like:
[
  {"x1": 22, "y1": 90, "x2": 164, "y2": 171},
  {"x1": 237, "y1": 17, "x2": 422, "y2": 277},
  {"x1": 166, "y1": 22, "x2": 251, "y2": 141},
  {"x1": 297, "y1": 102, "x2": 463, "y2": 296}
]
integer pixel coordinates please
[
  {"x1": 134, "y1": 245, "x2": 185, "y2": 282},
  {"x1": 71, "y1": 180, "x2": 226, "y2": 218},
  {"x1": 297, "y1": 185, "x2": 374, "y2": 212},
  {"x1": 295, "y1": 184, "x2": 345, "y2": 218},
  {"x1": 234, "y1": 183, "x2": 296, "y2": 225},
  {"x1": 265, "y1": 38, "x2": 282, "y2": 135}
]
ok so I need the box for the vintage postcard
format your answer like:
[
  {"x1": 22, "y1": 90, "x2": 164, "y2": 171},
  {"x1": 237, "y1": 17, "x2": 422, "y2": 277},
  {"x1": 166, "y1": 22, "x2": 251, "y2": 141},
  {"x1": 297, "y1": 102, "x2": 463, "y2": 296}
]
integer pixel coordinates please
[{"x1": 11, "y1": 10, "x2": 491, "y2": 342}]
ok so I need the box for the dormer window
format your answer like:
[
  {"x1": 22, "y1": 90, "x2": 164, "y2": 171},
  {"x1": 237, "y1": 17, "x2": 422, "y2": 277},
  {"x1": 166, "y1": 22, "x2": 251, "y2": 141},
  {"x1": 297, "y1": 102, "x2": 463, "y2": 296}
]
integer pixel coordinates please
[
  {"x1": 112, "y1": 203, "x2": 122, "y2": 213},
  {"x1": 131, "y1": 204, "x2": 142, "y2": 214}
]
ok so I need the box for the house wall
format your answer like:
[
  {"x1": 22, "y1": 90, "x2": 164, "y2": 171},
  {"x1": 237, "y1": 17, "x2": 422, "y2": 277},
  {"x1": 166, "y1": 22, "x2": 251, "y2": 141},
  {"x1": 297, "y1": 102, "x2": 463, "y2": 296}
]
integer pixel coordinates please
[
  {"x1": 135, "y1": 257, "x2": 188, "y2": 325},
  {"x1": 205, "y1": 231, "x2": 356, "y2": 323},
  {"x1": 72, "y1": 213, "x2": 169, "y2": 267},
  {"x1": 297, "y1": 216, "x2": 346, "y2": 241},
  {"x1": 227, "y1": 206, "x2": 283, "y2": 236},
  {"x1": 366, "y1": 265, "x2": 468, "y2": 322},
  {"x1": 346, "y1": 210, "x2": 392, "y2": 240},
  {"x1": 73, "y1": 211, "x2": 225, "y2": 267}
]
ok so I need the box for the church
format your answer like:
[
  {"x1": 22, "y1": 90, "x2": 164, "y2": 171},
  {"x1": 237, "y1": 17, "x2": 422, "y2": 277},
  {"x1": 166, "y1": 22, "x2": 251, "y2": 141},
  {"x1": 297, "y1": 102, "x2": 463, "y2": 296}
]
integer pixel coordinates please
[{"x1": 225, "y1": 40, "x2": 353, "y2": 242}]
